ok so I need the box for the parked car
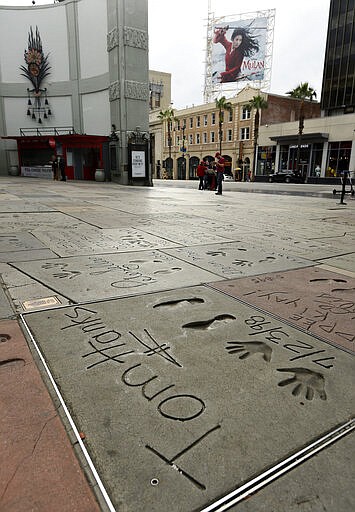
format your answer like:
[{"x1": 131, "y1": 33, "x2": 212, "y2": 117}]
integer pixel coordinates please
[
  {"x1": 224, "y1": 173, "x2": 234, "y2": 181},
  {"x1": 268, "y1": 171, "x2": 304, "y2": 183}
]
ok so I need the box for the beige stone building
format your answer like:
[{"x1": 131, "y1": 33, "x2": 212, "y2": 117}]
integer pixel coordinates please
[
  {"x1": 149, "y1": 70, "x2": 171, "y2": 112},
  {"x1": 149, "y1": 84, "x2": 321, "y2": 181},
  {"x1": 149, "y1": 70, "x2": 171, "y2": 178}
]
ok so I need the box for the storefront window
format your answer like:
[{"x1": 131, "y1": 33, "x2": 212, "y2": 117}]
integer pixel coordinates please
[
  {"x1": 310, "y1": 143, "x2": 323, "y2": 176},
  {"x1": 256, "y1": 146, "x2": 276, "y2": 175},
  {"x1": 326, "y1": 141, "x2": 351, "y2": 177},
  {"x1": 279, "y1": 145, "x2": 289, "y2": 171}
]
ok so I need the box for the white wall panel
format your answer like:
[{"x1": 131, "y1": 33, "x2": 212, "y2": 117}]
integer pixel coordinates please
[
  {"x1": 4, "y1": 96, "x2": 73, "y2": 135},
  {"x1": 78, "y1": 0, "x2": 108, "y2": 79},
  {"x1": 0, "y1": 7, "x2": 69, "y2": 83},
  {"x1": 82, "y1": 90, "x2": 110, "y2": 135}
]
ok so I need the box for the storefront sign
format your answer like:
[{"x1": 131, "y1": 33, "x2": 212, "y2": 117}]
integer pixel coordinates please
[
  {"x1": 21, "y1": 166, "x2": 52, "y2": 178},
  {"x1": 131, "y1": 150, "x2": 146, "y2": 178}
]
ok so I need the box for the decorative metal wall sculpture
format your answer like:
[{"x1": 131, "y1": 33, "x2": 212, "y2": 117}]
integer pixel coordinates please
[{"x1": 20, "y1": 26, "x2": 52, "y2": 123}]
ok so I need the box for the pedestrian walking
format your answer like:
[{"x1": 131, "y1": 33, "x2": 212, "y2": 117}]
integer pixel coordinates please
[
  {"x1": 196, "y1": 160, "x2": 207, "y2": 190},
  {"x1": 58, "y1": 156, "x2": 67, "y2": 181},
  {"x1": 215, "y1": 152, "x2": 225, "y2": 195},
  {"x1": 50, "y1": 155, "x2": 59, "y2": 181}
]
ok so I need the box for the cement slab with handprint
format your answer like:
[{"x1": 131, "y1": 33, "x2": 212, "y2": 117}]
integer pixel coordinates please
[
  {"x1": 209, "y1": 266, "x2": 355, "y2": 353},
  {"x1": 0, "y1": 212, "x2": 89, "y2": 233},
  {"x1": 162, "y1": 241, "x2": 313, "y2": 278},
  {"x1": 11, "y1": 251, "x2": 220, "y2": 302},
  {"x1": 22, "y1": 285, "x2": 354, "y2": 512},
  {"x1": 32, "y1": 227, "x2": 180, "y2": 257},
  {"x1": 232, "y1": 231, "x2": 355, "y2": 260}
]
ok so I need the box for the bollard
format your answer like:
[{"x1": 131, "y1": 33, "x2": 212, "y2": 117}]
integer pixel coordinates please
[{"x1": 339, "y1": 171, "x2": 347, "y2": 205}]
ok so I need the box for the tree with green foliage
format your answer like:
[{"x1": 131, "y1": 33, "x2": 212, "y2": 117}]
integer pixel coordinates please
[
  {"x1": 215, "y1": 96, "x2": 233, "y2": 155},
  {"x1": 286, "y1": 83, "x2": 317, "y2": 178},
  {"x1": 286, "y1": 82, "x2": 317, "y2": 102}
]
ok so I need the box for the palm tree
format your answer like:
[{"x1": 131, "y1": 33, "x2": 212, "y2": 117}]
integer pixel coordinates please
[
  {"x1": 286, "y1": 82, "x2": 317, "y2": 102},
  {"x1": 158, "y1": 107, "x2": 176, "y2": 176},
  {"x1": 215, "y1": 96, "x2": 233, "y2": 155},
  {"x1": 248, "y1": 95, "x2": 268, "y2": 179},
  {"x1": 286, "y1": 83, "x2": 317, "y2": 178}
]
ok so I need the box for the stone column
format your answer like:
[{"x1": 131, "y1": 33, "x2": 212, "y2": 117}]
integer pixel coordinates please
[
  {"x1": 321, "y1": 141, "x2": 329, "y2": 178},
  {"x1": 107, "y1": 0, "x2": 149, "y2": 185}
]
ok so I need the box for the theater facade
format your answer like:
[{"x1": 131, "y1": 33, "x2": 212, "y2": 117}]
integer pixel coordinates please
[{"x1": 0, "y1": 0, "x2": 150, "y2": 185}]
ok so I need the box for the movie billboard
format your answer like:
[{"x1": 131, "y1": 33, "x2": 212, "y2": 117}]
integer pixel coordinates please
[{"x1": 212, "y1": 17, "x2": 267, "y2": 84}]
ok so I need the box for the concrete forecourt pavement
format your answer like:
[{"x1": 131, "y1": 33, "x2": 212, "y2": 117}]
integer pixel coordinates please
[{"x1": 0, "y1": 176, "x2": 354, "y2": 512}]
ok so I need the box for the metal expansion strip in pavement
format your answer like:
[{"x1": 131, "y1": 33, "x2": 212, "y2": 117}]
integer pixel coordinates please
[
  {"x1": 20, "y1": 311, "x2": 354, "y2": 512},
  {"x1": 200, "y1": 418, "x2": 355, "y2": 512},
  {"x1": 20, "y1": 314, "x2": 116, "y2": 512}
]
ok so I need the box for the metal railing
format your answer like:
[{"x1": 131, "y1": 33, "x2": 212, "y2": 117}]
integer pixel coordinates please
[{"x1": 19, "y1": 126, "x2": 77, "y2": 137}]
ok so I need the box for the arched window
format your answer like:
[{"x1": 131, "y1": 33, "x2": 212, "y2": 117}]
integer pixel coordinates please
[
  {"x1": 164, "y1": 157, "x2": 173, "y2": 178},
  {"x1": 222, "y1": 154, "x2": 232, "y2": 175},
  {"x1": 177, "y1": 157, "x2": 186, "y2": 180},
  {"x1": 189, "y1": 156, "x2": 199, "y2": 179}
]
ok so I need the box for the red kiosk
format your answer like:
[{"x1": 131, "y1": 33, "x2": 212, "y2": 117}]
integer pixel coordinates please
[{"x1": 3, "y1": 129, "x2": 108, "y2": 180}]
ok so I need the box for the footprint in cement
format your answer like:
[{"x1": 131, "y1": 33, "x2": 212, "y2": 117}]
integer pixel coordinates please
[
  {"x1": 153, "y1": 267, "x2": 182, "y2": 275},
  {"x1": 182, "y1": 314, "x2": 236, "y2": 330},
  {"x1": 309, "y1": 278, "x2": 347, "y2": 283},
  {"x1": 0, "y1": 334, "x2": 11, "y2": 343},
  {"x1": 153, "y1": 298, "x2": 205, "y2": 309},
  {"x1": 330, "y1": 287, "x2": 355, "y2": 293}
]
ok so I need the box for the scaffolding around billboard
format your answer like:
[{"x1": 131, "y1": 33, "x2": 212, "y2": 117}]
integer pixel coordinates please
[{"x1": 204, "y1": 9, "x2": 275, "y2": 103}]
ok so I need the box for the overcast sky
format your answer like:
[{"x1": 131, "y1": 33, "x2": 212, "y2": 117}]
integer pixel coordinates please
[{"x1": 1, "y1": 0, "x2": 331, "y2": 109}]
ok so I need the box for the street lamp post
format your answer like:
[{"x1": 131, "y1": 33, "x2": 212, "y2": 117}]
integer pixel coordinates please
[
  {"x1": 167, "y1": 119, "x2": 173, "y2": 178},
  {"x1": 296, "y1": 113, "x2": 304, "y2": 180},
  {"x1": 180, "y1": 123, "x2": 187, "y2": 179}
]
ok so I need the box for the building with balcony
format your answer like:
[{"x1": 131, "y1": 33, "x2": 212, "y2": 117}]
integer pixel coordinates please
[{"x1": 149, "y1": 70, "x2": 171, "y2": 178}]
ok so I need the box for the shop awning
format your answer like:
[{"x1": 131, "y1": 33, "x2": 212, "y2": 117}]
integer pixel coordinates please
[
  {"x1": 2, "y1": 133, "x2": 108, "y2": 147},
  {"x1": 269, "y1": 133, "x2": 329, "y2": 145}
]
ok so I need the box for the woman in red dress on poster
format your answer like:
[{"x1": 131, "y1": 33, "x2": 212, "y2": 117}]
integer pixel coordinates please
[{"x1": 213, "y1": 26, "x2": 259, "y2": 83}]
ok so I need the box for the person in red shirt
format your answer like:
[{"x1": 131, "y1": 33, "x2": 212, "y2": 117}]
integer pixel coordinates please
[
  {"x1": 196, "y1": 160, "x2": 208, "y2": 190},
  {"x1": 213, "y1": 26, "x2": 259, "y2": 83},
  {"x1": 215, "y1": 152, "x2": 225, "y2": 195}
]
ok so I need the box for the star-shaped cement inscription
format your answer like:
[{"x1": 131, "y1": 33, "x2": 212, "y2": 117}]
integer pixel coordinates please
[
  {"x1": 210, "y1": 266, "x2": 355, "y2": 353},
  {"x1": 22, "y1": 286, "x2": 354, "y2": 512}
]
